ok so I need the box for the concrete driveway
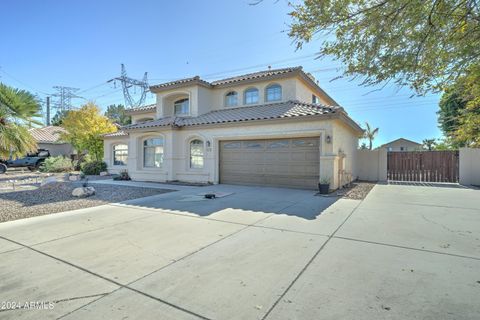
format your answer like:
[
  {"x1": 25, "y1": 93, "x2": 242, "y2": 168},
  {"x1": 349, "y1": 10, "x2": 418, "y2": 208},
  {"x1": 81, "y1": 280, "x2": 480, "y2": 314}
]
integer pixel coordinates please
[{"x1": 0, "y1": 182, "x2": 479, "y2": 319}]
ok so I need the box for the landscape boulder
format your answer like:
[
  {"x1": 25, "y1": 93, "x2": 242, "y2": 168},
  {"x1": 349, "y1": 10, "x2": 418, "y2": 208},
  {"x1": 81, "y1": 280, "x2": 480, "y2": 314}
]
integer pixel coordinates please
[
  {"x1": 99, "y1": 171, "x2": 108, "y2": 176},
  {"x1": 72, "y1": 186, "x2": 96, "y2": 198},
  {"x1": 68, "y1": 175, "x2": 80, "y2": 181},
  {"x1": 40, "y1": 176, "x2": 58, "y2": 187}
]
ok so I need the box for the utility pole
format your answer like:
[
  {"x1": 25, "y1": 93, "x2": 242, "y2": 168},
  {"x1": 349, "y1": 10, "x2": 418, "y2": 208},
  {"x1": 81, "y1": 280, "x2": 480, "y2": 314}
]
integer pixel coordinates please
[{"x1": 46, "y1": 96, "x2": 51, "y2": 126}]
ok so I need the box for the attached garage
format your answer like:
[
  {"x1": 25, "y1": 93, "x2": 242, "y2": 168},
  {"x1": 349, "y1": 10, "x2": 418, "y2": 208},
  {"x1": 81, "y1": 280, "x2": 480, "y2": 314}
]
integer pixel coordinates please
[{"x1": 219, "y1": 137, "x2": 320, "y2": 189}]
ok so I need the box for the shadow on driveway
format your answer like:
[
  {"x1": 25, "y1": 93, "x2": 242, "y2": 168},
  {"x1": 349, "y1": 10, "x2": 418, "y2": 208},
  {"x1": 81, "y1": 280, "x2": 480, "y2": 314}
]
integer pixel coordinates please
[{"x1": 119, "y1": 184, "x2": 340, "y2": 220}]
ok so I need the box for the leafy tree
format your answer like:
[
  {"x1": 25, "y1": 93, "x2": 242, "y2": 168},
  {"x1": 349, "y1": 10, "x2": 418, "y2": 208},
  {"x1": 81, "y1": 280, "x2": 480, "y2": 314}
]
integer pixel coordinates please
[
  {"x1": 437, "y1": 87, "x2": 466, "y2": 144},
  {"x1": 0, "y1": 83, "x2": 41, "y2": 158},
  {"x1": 434, "y1": 138, "x2": 455, "y2": 150},
  {"x1": 104, "y1": 104, "x2": 131, "y2": 126},
  {"x1": 363, "y1": 122, "x2": 379, "y2": 150},
  {"x1": 422, "y1": 138, "x2": 436, "y2": 151},
  {"x1": 51, "y1": 110, "x2": 70, "y2": 126},
  {"x1": 453, "y1": 64, "x2": 480, "y2": 147},
  {"x1": 359, "y1": 142, "x2": 368, "y2": 149},
  {"x1": 288, "y1": 0, "x2": 480, "y2": 94},
  {"x1": 60, "y1": 103, "x2": 117, "y2": 161}
]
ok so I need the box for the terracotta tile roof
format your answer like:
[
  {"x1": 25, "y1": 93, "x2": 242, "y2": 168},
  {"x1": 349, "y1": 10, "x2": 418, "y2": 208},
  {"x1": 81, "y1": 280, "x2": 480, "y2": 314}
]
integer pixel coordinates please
[
  {"x1": 210, "y1": 67, "x2": 302, "y2": 86},
  {"x1": 149, "y1": 76, "x2": 212, "y2": 91},
  {"x1": 103, "y1": 130, "x2": 129, "y2": 138},
  {"x1": 121, "y1": 100, "x2": 341, "y2": 130},
  {"x1": 149, "y1": 67, "x2": 303, "y2": 91},
  {"x1": 124, "y1": 103, "x2": 156, "y2": 114},
  {"x1": 29, "y1": 126, "x2": 67, "y2": 143}
]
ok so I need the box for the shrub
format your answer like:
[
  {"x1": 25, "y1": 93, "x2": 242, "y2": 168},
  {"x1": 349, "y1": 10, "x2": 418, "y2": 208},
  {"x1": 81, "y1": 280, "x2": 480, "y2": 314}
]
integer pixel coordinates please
[
  {"x1": 113, "y1": 170, "x2": 131, "y2": 181},
  {"x1": 40, "y1": 156, "x2": 73, "y2": 173},
  {"x1": 80, "y1": 160, "x2": 107, "y2": 175}
]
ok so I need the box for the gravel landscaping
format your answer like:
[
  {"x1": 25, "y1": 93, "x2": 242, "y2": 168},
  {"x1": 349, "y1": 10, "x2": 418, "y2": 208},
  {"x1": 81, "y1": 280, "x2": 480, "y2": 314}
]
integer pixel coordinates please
[
  {"x1": 338, "y1": 181, "x2": 376, "y2": 200},
  {"x1": 0, "y1": 182, "x2": 174, "y2": 223}
]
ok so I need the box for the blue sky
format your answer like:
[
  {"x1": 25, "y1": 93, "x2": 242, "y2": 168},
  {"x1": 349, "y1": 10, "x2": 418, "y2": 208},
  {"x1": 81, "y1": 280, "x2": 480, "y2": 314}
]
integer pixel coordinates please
[{"x1": 0, "y1": 0, "x2": 441, "y2": 147}]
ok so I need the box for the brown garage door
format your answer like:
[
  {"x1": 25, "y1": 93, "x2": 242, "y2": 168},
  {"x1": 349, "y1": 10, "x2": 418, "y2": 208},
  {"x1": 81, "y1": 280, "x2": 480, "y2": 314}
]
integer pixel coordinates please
[{"x1": 219, "y1": 137, "x2": 320, "y2": 189}]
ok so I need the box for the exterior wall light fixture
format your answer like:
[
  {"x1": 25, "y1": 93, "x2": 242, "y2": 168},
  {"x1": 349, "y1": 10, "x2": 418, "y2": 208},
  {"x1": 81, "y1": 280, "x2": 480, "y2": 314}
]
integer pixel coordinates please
[{"x1": 325, "y1": 135, "x2": 332, "y2": 144}]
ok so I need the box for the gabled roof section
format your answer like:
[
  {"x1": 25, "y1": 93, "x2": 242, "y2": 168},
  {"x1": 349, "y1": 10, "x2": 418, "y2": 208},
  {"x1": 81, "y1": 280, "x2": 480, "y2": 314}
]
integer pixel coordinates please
[
  {"x1": 147, "y1": 66, "x2": 338, "y2": 105},
  {"x1": 29, "y1": 126, "x2": 67, "y2": 144},
  {"x1": 124, "y1": 103, "x2": 156, "y2": 115},
  {"x1": 210, "y1": 67, "x2": 302, "y2": 86},
  {"x1": 149, "y1": 76, "x2": 212, "y2": 92},
  {"x1": 118, "y1": 100, "x2": 364, "y2": 133},
  {"x1": 103, "y1": 130, "x2": 128, "y2": 138},
  {"x1": 379, "y1": 138, "x2": 422, "y2": 148}
]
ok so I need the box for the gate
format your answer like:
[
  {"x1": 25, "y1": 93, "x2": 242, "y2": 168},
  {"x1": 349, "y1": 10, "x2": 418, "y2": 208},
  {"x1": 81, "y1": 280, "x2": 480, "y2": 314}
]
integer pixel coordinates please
[{"x1": 387, "y1": 151, "x2": 459, "y2": 182}]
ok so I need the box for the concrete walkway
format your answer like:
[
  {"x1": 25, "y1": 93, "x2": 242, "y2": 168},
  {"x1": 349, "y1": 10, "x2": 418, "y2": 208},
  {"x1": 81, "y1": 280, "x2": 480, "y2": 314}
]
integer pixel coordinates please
[{"x1": 0, "y1": 183, "x2": 479, "y2": 319}]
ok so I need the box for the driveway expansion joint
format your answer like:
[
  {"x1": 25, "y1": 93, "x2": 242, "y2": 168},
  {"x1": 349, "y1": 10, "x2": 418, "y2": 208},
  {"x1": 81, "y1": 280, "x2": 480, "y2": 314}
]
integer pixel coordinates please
[
  {"x1": 261, "y1": 199, "x2": 364, "y2": 320},
  {"x1": 0, "y1": 235, "x2": 213, "y2": 320},
  {"x1": 333, "y1": 236, "x2": 480, "y2": 261}
]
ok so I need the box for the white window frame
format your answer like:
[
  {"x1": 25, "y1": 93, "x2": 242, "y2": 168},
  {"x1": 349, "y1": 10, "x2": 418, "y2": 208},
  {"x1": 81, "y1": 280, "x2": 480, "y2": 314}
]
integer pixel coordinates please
[
  {"x1": 143, "y1": 137, "x2": 164, "y2": 168},
  {"x1": 112, "y1": 144, "x2": 128, "y2": 166},
  {"x1": 244, "y1": 87, "x2": 259, "y2": 105},
  {"x1": 225, "y1": 91, "x2": 238, "y2": 107},
  {"x1": 189, "y1": 139, "x2": 205, "y2": 169},
  {"x1": 265, "y1": 84, "x2": 282, "y2": 102},
  {"x1": 174, "y1": 98, "x2": 190, "y2": 115}
]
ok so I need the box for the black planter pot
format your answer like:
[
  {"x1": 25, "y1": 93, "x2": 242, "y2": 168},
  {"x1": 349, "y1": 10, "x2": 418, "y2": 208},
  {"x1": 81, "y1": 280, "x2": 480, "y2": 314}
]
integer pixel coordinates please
[{"x1": 318, "y1": 183, "x2": 330, "y2": 194}]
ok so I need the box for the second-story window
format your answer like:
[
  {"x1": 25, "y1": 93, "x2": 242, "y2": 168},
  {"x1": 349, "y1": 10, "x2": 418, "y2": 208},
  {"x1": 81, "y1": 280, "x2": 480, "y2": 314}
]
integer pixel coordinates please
[
  {"x1": 225, "y1": 91, "x2": 238, "y2": 107},
  {"x1": 266, "y1": 84, "x2": 282, "y2": 102},
  {"x1": 244, "y1": 88, "x2": 259, "y2": 105},
  {"x1": 174, "y1": 98, "x2": 189, "y2": 115}
]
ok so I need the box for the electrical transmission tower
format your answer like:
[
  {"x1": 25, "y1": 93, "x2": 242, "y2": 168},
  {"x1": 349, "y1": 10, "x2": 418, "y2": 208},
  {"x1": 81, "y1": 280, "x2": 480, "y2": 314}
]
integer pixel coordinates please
[
  {"x1": 52, "y1": 86, "x2": 82, "y2": 113},
  {"x1": 108, "y1": 64, "x2": 149, "y2": 109}
]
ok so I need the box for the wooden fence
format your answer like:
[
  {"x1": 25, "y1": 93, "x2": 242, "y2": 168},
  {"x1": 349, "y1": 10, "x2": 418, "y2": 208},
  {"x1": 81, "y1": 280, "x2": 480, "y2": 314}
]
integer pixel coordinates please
[{"x1": 387, "y1": 151, "x2": 459, "y2": 182}]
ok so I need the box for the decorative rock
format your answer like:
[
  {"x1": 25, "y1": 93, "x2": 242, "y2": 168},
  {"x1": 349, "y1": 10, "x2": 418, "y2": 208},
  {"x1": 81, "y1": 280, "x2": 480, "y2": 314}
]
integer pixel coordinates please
[
  {"x1": 99, "y1": 171, "x2": 109, "y2": 176},
  {"x1": 40, "y1": 176, "x2": 58, "y2": 187},
  {"x1": 69, "y1": 175, "x2": 80, "y2": 181},
  {"x1": 72, "y1": 186, "x2": 96, "y2": 198}
]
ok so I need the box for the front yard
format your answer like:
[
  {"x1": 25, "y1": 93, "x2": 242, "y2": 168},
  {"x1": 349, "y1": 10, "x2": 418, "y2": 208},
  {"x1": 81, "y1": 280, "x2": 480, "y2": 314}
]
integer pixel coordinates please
[{"x1": 0, "y1": 171, "x2": 173, "y2": 222}]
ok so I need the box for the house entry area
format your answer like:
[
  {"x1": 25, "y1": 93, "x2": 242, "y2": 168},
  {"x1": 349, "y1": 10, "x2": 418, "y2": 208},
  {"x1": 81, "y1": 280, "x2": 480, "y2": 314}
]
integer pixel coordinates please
[
  {"x1": 219, "y1": 137, "x2": 320, "y2": 189},
  {"x1": 387, "y1": 151, "x2": 459, "y2": 183}
]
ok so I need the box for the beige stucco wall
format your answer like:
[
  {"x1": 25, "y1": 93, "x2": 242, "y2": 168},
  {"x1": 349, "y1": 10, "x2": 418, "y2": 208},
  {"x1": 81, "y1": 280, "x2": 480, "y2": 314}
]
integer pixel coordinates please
[
  {"x1": 104, "y1": 118, "x2": 359, "y2": 190},
  {"x1": 356, "y1": 149, "x2": 388, "y2": 182},
  {"x1": 295, "y1": 78, "x2": 331, "y2": 105},
  {"x1": 382, "y1": 139, "x2": 422, "y2": 152},
  {"x1": 332, "y1": 120, "x2": 361, "y2": 185},
  {"x1": 150, "y1": 76, "x2": 334, "y2": 119},
  {"x1": 131, "y1": 112, "x2": 156, "y2": 124},
  {"x1": 459, "y1": 148, "x2": 480, "y2": 186}
]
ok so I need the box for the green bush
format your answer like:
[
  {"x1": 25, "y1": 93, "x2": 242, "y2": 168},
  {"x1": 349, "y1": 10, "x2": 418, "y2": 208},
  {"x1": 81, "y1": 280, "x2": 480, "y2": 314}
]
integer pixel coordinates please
[
  {"x1": 40, "y1": 156, "x2": 73, "y2": 173},
  {"x1": 80, "y1": 160, "x2": 107, "y2": 175}
]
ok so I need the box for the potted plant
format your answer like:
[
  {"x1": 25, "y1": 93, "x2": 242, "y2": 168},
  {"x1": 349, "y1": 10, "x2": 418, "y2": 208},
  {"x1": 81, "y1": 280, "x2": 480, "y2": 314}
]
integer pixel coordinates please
[{"x1": 318, "y1": 177, "x2": 330, "y2": 194}]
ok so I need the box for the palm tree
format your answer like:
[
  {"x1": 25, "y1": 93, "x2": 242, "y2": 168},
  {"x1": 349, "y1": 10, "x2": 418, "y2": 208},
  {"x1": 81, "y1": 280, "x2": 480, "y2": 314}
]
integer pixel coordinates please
[
  {"x1": 364, "y1": 122, "x2": 379, "y2": 150},
  {"x1": 422, "y1": 138, "x2": 436, "y2": 151},
  {"x1": 0, "y1": 83, "x2": 42, "y2": 158}
]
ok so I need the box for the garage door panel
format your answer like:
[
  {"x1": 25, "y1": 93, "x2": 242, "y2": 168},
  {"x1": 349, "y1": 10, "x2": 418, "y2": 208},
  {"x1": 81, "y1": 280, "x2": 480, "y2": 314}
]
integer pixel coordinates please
[{"x1": 220, "y1": 138, "x2": 320, "y2": 190}]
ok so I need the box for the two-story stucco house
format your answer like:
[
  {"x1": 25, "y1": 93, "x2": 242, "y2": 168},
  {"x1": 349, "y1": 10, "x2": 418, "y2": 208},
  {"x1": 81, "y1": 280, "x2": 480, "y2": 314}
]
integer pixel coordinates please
[{"x1": 103, "y1": 67, "x2": 363, "y2": 190}]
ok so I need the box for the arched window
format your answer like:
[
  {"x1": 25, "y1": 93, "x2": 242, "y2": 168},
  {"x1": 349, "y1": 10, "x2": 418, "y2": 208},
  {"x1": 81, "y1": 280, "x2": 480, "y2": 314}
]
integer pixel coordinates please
[
  {"x1": 113, "y1": 144, "x2": 128, "y2": 166},
  {"x1": 174, "y1": 98, "x2": 189, "y2": 115},
  {"x1": 225, "y1": 91, "x2": 238, "y2": 107},
  {"x1": 244, "y1": 88, "x2": 259, "y2": 105},
  {"x1": 190, "y1": 139, "x2": 204, "y2": 169},
  {"x1": 143, "y1": 137, "x2": 164, "y2": 168},
  {"x1": 266, "y1": 84, "x2": 282, "y2": 102}
]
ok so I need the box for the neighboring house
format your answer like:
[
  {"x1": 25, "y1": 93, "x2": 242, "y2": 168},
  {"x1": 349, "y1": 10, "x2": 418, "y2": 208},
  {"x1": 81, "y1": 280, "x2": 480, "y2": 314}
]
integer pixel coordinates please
[
  {"x1": 379, "y1": 138, "x2": 423, "y2": 152},
  {"x1": 29, "y1": 126, "x2": 75, "y2": 157},
  {"x1": 103, "y1": 66, "x2": 363, "y2": 190}
]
